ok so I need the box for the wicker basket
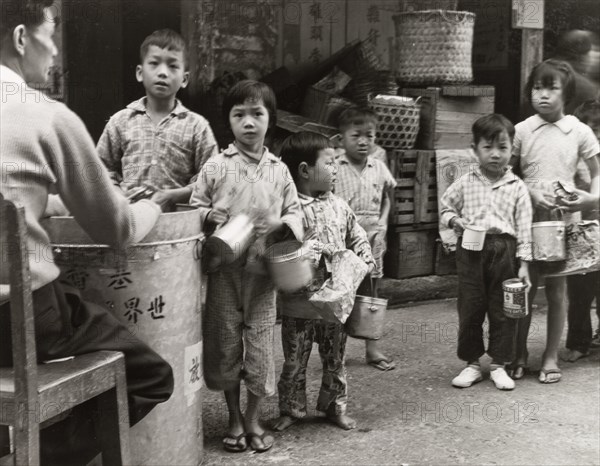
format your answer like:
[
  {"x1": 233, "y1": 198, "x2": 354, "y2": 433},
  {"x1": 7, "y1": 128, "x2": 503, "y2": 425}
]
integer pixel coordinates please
[
  {"x1": 393, "y1": 10, "x2": 475, "y2": 85},
  {"x1": 368, "y1": 95, "x2": 421, "y2": 151},
  {"x1": 344, "y1": 70, "x2": 398, "y2": 107}
]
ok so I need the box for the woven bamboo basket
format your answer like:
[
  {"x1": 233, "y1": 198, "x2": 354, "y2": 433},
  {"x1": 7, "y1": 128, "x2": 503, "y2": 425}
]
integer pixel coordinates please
[
  {"x1": 393, "y1": 10, "x2": 475, "y2": 85},
  {"x1": 368, "y1": 95, "x2": 421, "y2": 151},
  {"x1": 344, "y1": 70, "x2": 398, "y2": 107}
]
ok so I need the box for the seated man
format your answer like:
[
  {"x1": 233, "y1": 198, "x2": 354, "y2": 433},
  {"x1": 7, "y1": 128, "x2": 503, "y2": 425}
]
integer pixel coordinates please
[{"x1": 0, "y1": 1, "x2": 174, "y2": 462}]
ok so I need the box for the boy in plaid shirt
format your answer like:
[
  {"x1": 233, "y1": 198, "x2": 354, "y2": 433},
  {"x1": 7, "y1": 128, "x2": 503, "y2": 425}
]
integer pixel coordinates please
[
  {"x1": 440, "y1": 114, "x2": 533, "y2": 390},
  {"x1": 334, "y1": 107, "x2": 397, "y2": 371},
  {"x1": 98, "y1": 29, "x2": 218, "y2": 211}
]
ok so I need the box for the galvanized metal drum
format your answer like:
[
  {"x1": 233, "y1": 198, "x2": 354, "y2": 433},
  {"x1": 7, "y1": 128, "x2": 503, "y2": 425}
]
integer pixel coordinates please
[{"x1": 42, "y1": 209, "x2": 203, "y2": 466}]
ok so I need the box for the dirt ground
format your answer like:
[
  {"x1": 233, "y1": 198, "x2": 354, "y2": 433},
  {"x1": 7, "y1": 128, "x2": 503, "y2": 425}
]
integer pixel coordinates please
[{"x1": 200, "y1": 297, "x2": 600, "y2": 466}]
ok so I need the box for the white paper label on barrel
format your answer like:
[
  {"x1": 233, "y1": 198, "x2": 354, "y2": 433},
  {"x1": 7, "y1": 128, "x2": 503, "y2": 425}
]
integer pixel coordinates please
[{"x1": 184, "y1": 342, "x2": 203, "y2": 396}]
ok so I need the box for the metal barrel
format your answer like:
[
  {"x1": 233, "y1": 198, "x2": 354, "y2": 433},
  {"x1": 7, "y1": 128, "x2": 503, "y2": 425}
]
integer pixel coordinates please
[{"x1": 42, "y1": 209, "x2": 203, "y2": 466}]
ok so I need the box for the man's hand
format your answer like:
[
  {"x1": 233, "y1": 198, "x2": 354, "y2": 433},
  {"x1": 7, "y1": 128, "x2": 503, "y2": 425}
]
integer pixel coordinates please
[
  {"x1": 530, "y1": 189, "x2": 556, "y2": 210},
  {"x1": 207, "y1": 209, "x2": 228, "y2": 225},
  {"x1": 367, "y1": 262, "x2": 376, "y2": 275},
  {"x1": 450, "y1": 217, "x2": 466, "y2": 235},
  {"x1": 150, "y1": 190, "x2": 176, "y2": 213},
  {"x1": 556, "y1": 188, "x2": 599, "y2": 213}
]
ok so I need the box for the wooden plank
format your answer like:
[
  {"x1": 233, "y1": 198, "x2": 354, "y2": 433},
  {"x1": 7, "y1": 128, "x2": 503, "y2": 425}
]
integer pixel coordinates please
[
  {"x1": 436, "y1": 98, "x2": 495, "y2": 115},
  {"x1": 520, "y1": 27, "x2": 544, "y2": 110},
  {"x1": 441, "y1": 85, "x2": 495, "y2": 97},
  {"x1": 435, "y1": 114, "x2": 478, "y2": 133},
  {"x1": 391, "y1": 213, "x2": 415, "y2": 224},
  {"x1": 433, "y1": 133, "x2": 473, "y2": 150}
]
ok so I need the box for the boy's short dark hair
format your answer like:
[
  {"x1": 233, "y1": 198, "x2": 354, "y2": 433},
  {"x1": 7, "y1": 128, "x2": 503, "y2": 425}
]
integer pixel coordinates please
[
  {"x1": 525, "y1": 59, "x2": 576, "y2": 106},
  {"x1": 337, "y1": 107, "x2": 378, "y2": 132},
  {"x1": 472, "y1": 114, "x2": 515, "y2": 144},
  {"x1": 0, "y1": 0, "x2": 55, "y2": 44},
  {"x1": 573, "y1": 99, "x2": 600, "y2": 124},
  {"x1": 140, "y1": 29, "x2": 187, "y2": 67},
  {"x1": 279, "y1": 132, "x2": 333, "y2": 185},
  {"x1": 222, "y1": 80, "x2": 277, "y2": 129}
]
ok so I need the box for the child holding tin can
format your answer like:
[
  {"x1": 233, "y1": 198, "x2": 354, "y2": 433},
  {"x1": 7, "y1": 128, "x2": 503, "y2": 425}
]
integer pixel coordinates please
[
  {"x1": 439, "y1": 114, "x2": 533, "y2": 391},
  {"x1": 509, "y1": 60, "x2": 600, "y2": 384},
  {"x1": 190, "y1": 80, "x2": 303, "y2": 453}
]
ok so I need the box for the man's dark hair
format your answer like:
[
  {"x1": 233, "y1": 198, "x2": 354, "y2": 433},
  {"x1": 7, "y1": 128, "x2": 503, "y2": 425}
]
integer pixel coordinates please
[
  {"x1": 472, "y1": 113, "x2": 515, "y2": 145},
  {"x1": 573, "y1": 99, "x2": 600, "y2": 125},
  {"x1": 0, "y1": 0, "x2": 55, "y2": 45},
  {"x1": 525, "y1": 59, "x2": 576, "y2": 106},
  {"x1": 222, "y1": 80, "x2": 277, "y2": 129},
  {"x1": 140, "y1": 29, "x2": 187, "y2": 68},
  {"x1": 279, "y1": 131, "x2": 333, "y2": 184}
]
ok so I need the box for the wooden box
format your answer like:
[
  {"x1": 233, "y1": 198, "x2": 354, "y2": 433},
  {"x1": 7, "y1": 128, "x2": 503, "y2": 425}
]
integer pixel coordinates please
[
  {"x1": 434, "y1": 241, "x2": 457, "y2": 276},
  {"x1": 384, "y1": 225, "x2": 437, "y2": 279},
  {"x1": 388, "y1": 150, "x2": 438, "y2": 225},
  {"x1": 401, "y1": 86, "x2": 495, "y2": 150}
]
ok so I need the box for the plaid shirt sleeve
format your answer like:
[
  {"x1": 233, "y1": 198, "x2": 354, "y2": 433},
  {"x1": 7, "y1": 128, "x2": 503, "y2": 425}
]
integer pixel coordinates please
[
  {"x1": 439, "y1": 178, "x2": 463, "y2": 228},
  {"x1": 190, "y1": 119, "x2": 219, "y2": 185},
  {"x1": 514, "y1": 180, "x2": 534, "y2": 260},
  {"x1": 343, "y1": 201, "x2": 374, "y2": 266},
  {"x1": 189, "y1": 164, "x2": 215, "y2": 227},
  {"x1": 279, "y1": 164, "x2": 304, "y2": 242},
  {"x1": 96, "y1": 116, "x2": 123, "y2": 187},
  {"x1": 381, "y1": 162, "x2": 397, "y2": 191}
]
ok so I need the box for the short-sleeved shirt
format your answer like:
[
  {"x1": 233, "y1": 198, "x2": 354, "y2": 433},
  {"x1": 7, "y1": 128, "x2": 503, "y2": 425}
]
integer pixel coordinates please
[
  {"x1": 189, "y1": 143, "x2": 304, "y2": 269},
  {"x1": 513, "y1": 114, "x2": 599, "y2": 195},
  {"x1": 333, "y1": 152, "x2": 397, "y2": 218},
  {"x1": 97, "y1": 97, "x2": 218, "y2": 191}
]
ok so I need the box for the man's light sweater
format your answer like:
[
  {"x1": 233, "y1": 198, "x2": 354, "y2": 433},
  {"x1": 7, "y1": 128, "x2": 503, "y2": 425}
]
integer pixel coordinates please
[{"x1": 0, "y1": 65, "x2": 160, "y2": 301}]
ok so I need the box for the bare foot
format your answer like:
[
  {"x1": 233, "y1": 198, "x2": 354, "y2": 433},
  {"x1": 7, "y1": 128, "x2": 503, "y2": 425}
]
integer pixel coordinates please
[
  {"x1": 272, "y1": 415, "x2": 298, "y2": 432},
  {"x1": 560, "y1": 349, "x2": 590, "y2": 362},
  {"x1": 326, "y1": 413, "x2": 357, "y2": 430}
]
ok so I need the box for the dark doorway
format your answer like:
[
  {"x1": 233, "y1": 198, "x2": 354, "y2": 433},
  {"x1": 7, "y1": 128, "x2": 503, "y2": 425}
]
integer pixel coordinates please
[{"x1": 65, "y1": 0, "x2": 181, "y2": 142}]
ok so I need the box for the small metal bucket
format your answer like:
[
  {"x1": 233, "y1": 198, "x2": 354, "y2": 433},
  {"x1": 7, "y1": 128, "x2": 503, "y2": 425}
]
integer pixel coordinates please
[
  {"x1": 265, "y1": 240, "x2": 314, "y2": 293},
  {"x1": 205, "y1": 214, "x2": 255, "y2": 265},
  {"x1": 502, "y1": 278, "x2": 528, "y2": 319},
  {"x1": 345, "y1": 295, "x2": 388, "y2": 340}
]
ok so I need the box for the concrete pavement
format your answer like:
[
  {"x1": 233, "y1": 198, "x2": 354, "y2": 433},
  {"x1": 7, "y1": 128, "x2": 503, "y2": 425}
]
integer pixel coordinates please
[{"x1": 200, "y1": 296, "x2": 600, "y2": 465}]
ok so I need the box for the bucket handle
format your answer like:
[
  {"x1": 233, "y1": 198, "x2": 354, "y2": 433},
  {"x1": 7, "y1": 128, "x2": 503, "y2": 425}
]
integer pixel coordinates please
[
  {"x1": 193, "y1": 236, "x2": 205, "y2": 261},
  {"x1": 370, "y1": 275, "x2": 378, "y2": 299}
]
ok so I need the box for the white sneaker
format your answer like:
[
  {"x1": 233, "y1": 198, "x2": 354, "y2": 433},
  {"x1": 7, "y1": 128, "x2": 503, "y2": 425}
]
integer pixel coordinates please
[
  {"x1": 452, "y1": 365, "x2": 483, "y2": 388},
  {"x1": 490, "y1": 367, "x2": 515, "y2": 390}
]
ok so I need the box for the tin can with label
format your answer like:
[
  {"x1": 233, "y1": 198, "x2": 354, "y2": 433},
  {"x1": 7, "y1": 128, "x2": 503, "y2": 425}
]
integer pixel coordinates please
[{"x1": 502, "y1": 278, "x2": 528, "y2": 318}]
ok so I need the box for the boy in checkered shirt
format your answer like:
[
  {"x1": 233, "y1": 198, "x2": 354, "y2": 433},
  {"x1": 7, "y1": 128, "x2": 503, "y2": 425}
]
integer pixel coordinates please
[
  {"x1": 97, "y1": 29, "x2": 218, "y2": 211},
  {"x1": 334, "y1": 107, "x2": 397, "y2": 371},
  {"x1": 439, "y1": 113, "x2": 533, "y2": 391}
]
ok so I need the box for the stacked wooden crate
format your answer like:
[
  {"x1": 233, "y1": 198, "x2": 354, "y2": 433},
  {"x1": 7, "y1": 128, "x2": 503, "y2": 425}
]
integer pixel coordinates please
[
  {"x1": 384, "y1": 85, "x2": 495, "y2": 278},
  {"x1": 384, "y1": 150, "x2": 438, "y2": 279}
]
